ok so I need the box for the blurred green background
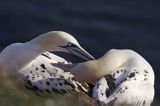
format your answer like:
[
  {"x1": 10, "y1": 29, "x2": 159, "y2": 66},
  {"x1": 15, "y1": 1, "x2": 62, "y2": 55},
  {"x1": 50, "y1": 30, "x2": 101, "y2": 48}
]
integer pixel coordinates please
[
  {"x1": 0, "y1": 0, "x2": 160, "y2": 105},
  {"x1": 0, "y1": 72, "x2": 95, "y2": 106}
]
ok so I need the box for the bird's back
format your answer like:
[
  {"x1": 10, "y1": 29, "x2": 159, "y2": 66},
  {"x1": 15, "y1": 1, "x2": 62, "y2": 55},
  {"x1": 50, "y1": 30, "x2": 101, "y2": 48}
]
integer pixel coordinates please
[{"x1": 18, "y1": 52, "x2": 89, "y2": 94}]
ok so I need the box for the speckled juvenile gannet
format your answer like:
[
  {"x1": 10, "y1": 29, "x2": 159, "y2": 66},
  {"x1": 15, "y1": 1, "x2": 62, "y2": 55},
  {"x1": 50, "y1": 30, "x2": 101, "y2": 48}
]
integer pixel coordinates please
[
  {"x1": 55, "y1": 49, "x2": 154, "y2": 106},
  {"x1": 0, "y1": 31, "x2": 94, "y2": 94}
]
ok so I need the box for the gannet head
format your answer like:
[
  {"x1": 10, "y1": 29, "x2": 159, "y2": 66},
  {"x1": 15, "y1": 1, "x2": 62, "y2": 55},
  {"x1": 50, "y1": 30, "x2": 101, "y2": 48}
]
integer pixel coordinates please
[{"x1": 30, "y1": 31, "x2": 95, "y2": 60}]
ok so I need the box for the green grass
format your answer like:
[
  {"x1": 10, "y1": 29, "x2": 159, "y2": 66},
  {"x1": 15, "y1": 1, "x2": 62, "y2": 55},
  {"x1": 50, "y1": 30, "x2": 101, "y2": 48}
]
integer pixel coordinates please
[{"x1": 0, "y1": 71, "x2": 93, "y2": 106}]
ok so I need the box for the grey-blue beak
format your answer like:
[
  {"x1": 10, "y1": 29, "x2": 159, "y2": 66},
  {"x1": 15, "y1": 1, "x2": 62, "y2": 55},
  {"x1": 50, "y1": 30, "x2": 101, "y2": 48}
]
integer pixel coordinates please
[{"x1": 59, "y1": 43, "x2": 95, "y2": 60}]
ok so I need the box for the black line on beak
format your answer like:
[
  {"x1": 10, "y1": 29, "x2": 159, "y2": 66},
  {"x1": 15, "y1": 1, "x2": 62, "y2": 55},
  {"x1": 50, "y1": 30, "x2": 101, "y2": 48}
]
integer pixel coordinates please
[{"x1": 59, "y1": 42, "x2": 77, "y2": 48}]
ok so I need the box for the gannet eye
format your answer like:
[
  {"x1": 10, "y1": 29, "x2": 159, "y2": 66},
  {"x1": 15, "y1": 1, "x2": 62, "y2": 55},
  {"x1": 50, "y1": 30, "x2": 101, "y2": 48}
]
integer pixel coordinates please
[
  {"x1": 67, "y1": 42, "x2": 77, "y2": 48},
  {"x1": 68, "y1": 42, "x2": 72, "y2": 47},
  {"x1": 59, "y1": 42, "x2": 77, "y2": 48}
]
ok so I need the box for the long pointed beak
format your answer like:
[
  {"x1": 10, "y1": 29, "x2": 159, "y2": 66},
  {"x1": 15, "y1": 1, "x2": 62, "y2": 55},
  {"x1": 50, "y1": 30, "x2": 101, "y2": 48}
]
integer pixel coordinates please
[{"x1": 67, "y1": 46, "x2": 95, "y2": 60}]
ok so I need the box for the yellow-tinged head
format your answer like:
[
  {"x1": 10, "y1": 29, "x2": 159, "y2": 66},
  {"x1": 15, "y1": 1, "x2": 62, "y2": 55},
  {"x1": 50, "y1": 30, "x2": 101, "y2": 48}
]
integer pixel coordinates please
[{"x1": 29, "y1": 31, "x2": 94, "y2": 60}]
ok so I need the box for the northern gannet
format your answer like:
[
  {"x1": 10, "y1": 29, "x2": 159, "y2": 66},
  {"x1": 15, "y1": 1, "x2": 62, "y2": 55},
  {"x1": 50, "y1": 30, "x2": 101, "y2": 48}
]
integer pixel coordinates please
[
  {"x1": 0, "y1": 31, "x2": 94, "y2": 94},
  {"x1": 54, "y1": 49, "x2": 155, "y2": 106}
]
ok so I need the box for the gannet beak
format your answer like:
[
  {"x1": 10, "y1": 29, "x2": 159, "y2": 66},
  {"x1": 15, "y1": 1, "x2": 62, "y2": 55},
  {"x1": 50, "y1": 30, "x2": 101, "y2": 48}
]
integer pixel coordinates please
[
  {"x1": 67, "y1": 46, "x2": 95, "y2": 60},
  {"x1": 59, "y1": 43, "x2": 95, "y2": 60}
]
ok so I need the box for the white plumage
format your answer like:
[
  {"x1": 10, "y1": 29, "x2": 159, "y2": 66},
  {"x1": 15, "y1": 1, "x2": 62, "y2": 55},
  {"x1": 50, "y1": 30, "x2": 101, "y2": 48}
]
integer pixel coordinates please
[
  {"x1": 92, "y1": 49, "x2": 154, "y2": 106},
  {"x1": 55, "y1": 49, "x2": 155, "y2": 106},
  {"x1": 19, "y1": 52, "x2": 89, "y2": 94},
  {"x1": 0, "y1": 31, "x2": 94, "y2": 94}
]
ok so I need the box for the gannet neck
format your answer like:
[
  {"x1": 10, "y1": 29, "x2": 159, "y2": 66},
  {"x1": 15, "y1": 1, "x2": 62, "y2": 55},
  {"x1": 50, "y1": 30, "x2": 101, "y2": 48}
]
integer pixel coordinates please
[
  {"x1": 70, "y1": 50, "x2": 129, "y2": 83},
  {"x1": 0, "y1": 42, "x2": 43, "y2": 73},
  {"x1": 69, "y1": 49, "x2": 129, "y2": 83},
  {"x1": 70, "y1": 60, "x2": 99, "y2": 83},
  {"x1": 0, "y1": 31, "x2": 69, "y2": 73},
  {"x1": 0, "y1": 32, "x2": 69, "y2": 72},
  {"x1": 70, "y1": 49, "x2": 154, "y2": 84}
]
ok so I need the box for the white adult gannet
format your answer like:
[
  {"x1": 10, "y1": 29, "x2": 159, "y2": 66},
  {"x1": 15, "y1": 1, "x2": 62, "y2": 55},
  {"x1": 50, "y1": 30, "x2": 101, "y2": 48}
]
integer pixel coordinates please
[
  {"x1": 0, "y1": 31, "x2": 94, "y2": 94},
  {"x1": 54, "y1": 49, "x2": 155, "y2": 106}
]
